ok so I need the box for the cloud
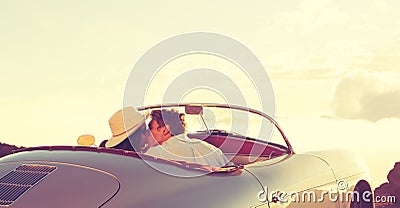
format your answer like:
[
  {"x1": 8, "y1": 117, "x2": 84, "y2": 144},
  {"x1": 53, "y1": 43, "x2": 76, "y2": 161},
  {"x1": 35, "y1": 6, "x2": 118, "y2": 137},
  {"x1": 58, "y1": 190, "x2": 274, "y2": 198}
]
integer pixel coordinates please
[
  {"x1": 270, "y1": 67, "x2": 343, "y2": 80},
  {"x1": 369, "y1": 0, "x2": 388, "y2": 12},
  {"x1": 331, "y1": 71, "x2": 400, "y2": 122},
  {"x1": 270, "y1": 0, "x2": 348, "y2": 34},
  {"x1": 355, "y1": 34, "x2": 400, "y2": 72}
]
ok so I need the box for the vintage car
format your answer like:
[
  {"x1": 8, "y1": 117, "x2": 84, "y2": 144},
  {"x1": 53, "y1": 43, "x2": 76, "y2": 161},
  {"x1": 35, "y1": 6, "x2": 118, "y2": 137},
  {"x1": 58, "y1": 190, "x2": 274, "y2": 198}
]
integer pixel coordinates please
[{"x1": 0, "y1": 103, "x2": 373, "y2": 208}]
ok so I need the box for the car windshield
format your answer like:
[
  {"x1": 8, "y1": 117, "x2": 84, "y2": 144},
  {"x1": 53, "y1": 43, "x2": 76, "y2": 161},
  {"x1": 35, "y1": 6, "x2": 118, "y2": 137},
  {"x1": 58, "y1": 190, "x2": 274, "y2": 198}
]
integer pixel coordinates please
[{"x1": 137, "y1": 103, "x2": 292, "y2": 153}]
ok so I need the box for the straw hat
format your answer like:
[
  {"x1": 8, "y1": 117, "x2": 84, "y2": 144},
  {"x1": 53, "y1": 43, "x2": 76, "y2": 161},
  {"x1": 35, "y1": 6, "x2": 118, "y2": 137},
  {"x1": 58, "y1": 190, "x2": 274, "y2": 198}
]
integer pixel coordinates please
[{"x1": 105, "y1": 106, "x2": 148, "y2": 148}]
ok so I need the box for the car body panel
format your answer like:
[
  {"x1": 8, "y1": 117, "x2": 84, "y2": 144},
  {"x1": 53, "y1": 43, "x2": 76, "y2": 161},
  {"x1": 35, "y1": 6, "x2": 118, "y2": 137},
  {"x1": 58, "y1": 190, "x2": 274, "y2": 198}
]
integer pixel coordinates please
[
  {"x1": 0, "y1": 148, "x2": 265, "y2": 208},
  {"x1": 306, "y1": 150, "x2": 371, "y2": 183},
  {"x1": 306, "y1": 150, "x2": 373, "y2": 208},
  {"x1": 0, "y1": 161, "x2": 119, "y2": 208},
  {"x1": 0, "y1": 147, "x2": 371, "y2": 208},
  {"x1": 246, "y1": 153, "x2": 338, "y2": 207}
]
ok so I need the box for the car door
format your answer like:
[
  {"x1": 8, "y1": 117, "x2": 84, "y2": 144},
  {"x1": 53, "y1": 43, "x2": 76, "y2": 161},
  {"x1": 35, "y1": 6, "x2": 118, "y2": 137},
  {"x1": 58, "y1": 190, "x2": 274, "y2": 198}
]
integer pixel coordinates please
[{"x1": 245, "y1": 153, "x2": 339, "y2": 208}]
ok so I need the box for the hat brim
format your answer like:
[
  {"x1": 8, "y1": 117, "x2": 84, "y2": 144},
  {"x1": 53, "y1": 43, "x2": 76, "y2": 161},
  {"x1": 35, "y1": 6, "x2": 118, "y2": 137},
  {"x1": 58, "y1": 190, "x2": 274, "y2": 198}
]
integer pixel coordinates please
[{"x1": 105, "y1": 114, "x2": 148, "y2": 148}]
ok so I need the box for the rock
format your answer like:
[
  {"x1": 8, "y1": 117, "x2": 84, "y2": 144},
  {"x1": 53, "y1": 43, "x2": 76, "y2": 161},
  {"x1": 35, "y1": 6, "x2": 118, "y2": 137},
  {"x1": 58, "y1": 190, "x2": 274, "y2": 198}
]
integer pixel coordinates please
[
  {"x1": 0, "y1": 142, "x2": 22, "y2": 157},
  {"x1": 375, "y1": 162, "x2": 400, "y2": 207},
  {"x1": 387, "y1": 162, "x2": 400, "y2": 187}
]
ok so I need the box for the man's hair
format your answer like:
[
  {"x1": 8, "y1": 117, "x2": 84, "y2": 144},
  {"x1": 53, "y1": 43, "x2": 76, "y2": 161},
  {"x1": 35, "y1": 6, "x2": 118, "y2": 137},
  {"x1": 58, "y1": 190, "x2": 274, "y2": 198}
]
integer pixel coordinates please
[{"x1": 150, "y1": 109, "x2": 185, "y2": 136}]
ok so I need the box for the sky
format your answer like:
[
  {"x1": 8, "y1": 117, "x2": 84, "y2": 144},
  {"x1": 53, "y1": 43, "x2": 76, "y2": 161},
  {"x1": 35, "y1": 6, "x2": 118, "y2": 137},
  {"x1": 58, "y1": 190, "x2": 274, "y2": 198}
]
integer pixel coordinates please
[{"x1": 1, "y1": 0, "x2": 399, "y2": 186}]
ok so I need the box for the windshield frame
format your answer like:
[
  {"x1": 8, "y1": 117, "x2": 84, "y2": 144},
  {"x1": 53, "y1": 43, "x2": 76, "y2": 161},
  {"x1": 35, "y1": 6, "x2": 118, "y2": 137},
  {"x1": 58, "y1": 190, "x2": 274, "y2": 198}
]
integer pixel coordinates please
[{"x1": 137, "y1": 103, "x2": 295, "y2": 154}]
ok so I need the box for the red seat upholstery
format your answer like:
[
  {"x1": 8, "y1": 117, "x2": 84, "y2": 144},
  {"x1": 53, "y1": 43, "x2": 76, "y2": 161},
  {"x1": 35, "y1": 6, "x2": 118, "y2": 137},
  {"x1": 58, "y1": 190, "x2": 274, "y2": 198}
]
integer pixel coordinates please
[{"x1": 187, "y1": 133, "x2": 286, "y2": 157}]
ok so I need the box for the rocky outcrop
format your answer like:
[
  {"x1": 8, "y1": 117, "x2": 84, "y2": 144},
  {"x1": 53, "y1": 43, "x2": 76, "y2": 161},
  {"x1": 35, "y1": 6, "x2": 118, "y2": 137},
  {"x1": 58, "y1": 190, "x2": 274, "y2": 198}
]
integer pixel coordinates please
[
  {"x1": 375, "y1": 162, "x2": 399, "y2": 207},
  {"x1": 0, "y1": 142, "x2": 23, "y2": 157}
]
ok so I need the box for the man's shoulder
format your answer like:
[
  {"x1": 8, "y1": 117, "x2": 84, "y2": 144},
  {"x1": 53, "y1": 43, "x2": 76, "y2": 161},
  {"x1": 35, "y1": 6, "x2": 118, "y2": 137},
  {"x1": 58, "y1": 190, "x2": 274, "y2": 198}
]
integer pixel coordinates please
[
  {"x1": 169, "y1": 134, "x2": 201, "y2": 144},
  {"x1": 157, "y1": 134, "x2": 222, "y2": 153},
  {"x1": 179, "y1": 135, "x2": 221, "y2": 151}
]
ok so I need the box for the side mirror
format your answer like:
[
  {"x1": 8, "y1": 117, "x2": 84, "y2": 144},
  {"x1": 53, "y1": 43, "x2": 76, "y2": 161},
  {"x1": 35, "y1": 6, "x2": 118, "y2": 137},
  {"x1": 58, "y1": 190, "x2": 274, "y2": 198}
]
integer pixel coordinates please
[{"x1": 77, "y1": 134, "x2": 95, "y2": 146}]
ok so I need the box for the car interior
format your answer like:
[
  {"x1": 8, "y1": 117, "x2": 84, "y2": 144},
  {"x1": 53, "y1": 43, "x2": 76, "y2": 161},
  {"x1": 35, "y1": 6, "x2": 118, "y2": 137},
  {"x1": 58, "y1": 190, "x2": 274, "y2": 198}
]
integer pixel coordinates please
[{"x1": 187, "y1": 130, "x2": 289, "y2": 165}]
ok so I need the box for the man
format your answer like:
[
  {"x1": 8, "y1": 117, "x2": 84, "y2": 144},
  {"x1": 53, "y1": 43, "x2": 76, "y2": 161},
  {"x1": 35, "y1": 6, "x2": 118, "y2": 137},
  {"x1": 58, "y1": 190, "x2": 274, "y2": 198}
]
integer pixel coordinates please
[{"x1": 145, "y1": 109, "x2": 229, "y2": 167}]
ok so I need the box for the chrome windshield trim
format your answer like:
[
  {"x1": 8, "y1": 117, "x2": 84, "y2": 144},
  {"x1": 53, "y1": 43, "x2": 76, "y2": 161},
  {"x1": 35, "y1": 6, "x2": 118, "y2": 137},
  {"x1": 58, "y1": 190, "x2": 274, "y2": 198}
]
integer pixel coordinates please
[{"x1": 136, "y1": 103, "x2": 294, "y2": 154}]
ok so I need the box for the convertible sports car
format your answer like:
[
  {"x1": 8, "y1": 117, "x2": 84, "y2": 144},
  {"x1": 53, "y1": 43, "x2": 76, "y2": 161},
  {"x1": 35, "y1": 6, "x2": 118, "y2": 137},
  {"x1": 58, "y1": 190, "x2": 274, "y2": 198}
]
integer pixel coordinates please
[{"x1": 0, "y1": 103, "x2": 373, "y2": 208}]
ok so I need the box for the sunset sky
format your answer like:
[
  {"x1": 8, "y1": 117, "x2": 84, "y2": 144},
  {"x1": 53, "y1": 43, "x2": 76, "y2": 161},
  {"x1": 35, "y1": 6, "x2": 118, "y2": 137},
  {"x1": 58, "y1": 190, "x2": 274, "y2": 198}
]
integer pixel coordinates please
[{"x1": 1, "y1": 0, "x2": 399, "y2": 186}]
